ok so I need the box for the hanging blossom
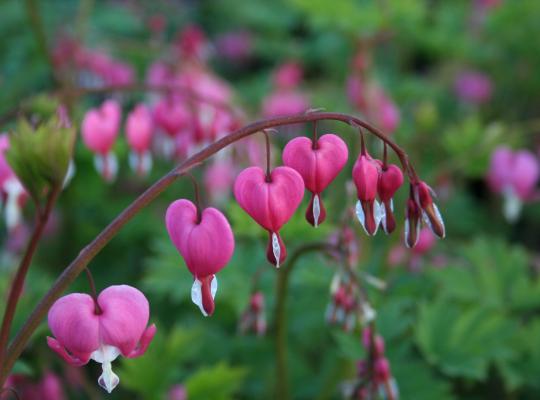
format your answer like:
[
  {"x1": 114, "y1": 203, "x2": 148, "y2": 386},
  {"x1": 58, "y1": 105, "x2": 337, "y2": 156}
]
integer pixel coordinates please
[
  {"x1": 283, "y1": 133, "x2": 349, "y2": 227},
  {"x1": 0, "y1": 134, "x2": 28, "y2": 231},
  {"x1": 81, "y1": 99, "x2": 121, "y2": 182},
  {"x1": 239, "y1": 291, "x2": 267, "y2": 336},
  {"x1": 234, "y1": 165, "x2": 304, "y2": 267},
  {"x1": 165, "y1": 199, "x2": 235, "y2": 316},
  {"x1": 325, "y1": 274, "x2": 359, "y2": 332},
  {"x1": 487, "y1": 146, "x2": 539, "y2": 222},
  {"x1": 47, "y1": 285, "x2": 156, "y2": 393},
  {"x1": 126, "y1": 104, "x2": 154, "y2": 176}
]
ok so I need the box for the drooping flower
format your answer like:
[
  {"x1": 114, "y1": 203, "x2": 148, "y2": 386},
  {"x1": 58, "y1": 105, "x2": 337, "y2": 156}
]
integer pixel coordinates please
[
  {"x1": 153, "y1": 96, "x2": 190, "y2": 138},
  {"x1": 377, "y1": 163, "x2": 404, "y2": 234},
  {"x1": 352, "y1": 150, "x2": 382, "y2": 236},
  {"x1": 3, "y1": 371, "x2": 66, "y2": 400},
  {"x1": 234, "y1": 166, "x2": 304, "y2": 267},
  {"x1": 404, "y1": 194, "x2": 422, "y2": 248},
  {"x1": 165, "y1": 199, "x2": 235, "y2": 316},
  {"x1": 47, "y1": 285, "x2": 156, "y2": 393},
  {"x1": 487, "y1": 146, "x2": 539, "y2": 221},
  {"x1": 414, "y1": 181, "x2": 446, "y2": 238},
  {"x1": 81, "y1": 100, "x2": 121, "y2": 182},
  {"x1": 126, "y1": 104, "x2": 154, "y2": 176},
  {"x1": 239, "y1": 291, "x2": 267, "y2": 336},
  {"x1": 273, "y1": 62, "x2": 303, "y2": 90},
  {"x1": 325, "y1": 274, "x2": 358, "y2": 332},
  {"x1": 283, "y1": 134, "x2": 348, "y2": 227}
]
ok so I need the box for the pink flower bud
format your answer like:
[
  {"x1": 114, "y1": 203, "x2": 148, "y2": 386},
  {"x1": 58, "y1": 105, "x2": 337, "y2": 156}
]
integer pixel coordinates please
[
  {"x1": 47, "y1": 285, "x2": 156, "y2": 393},
  {"x1": 377, "y1": 164, "x2": 404, "y2": 234},
  {"x1": 361, "y1": 329, "x2": 385, "y2": 357},
  {"x1": 374, "y1": 357, "x2": 391, "y2": 382},
  {"x1": 353, "y1": 153, "x2": 382, "y2": 235},
  {"x1": 415, "y1": 181, "x2": 445, "y2": 238},
  {"x1": 39, "y1": 371, "x2": 66, "y2": 400},
  {"x1": 283, "y1": 134, "x2": 348, "y2": 227},
  {"x1": 404, "y1": 197, "x2": 421, "y2": 248},
  {"x1": 165, "y1": 199, "x2": 235, "y2": 316},
  {"x1": 234, "y1": 166, "x2": 304, "y2": 267}
]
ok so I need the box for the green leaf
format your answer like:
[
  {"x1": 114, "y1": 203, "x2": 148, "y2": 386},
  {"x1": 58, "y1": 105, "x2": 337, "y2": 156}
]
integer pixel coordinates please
[{"x1": 185, "y1": 362, "x2": 247, "y2": 400}]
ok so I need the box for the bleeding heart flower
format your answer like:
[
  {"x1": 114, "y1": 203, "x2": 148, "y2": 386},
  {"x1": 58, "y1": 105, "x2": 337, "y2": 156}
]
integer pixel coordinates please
[
  {"x1": 283, "y1": 134, "x2": 348, "y2": 227},
  {"x1": 353, "y1": 151, "x2": 382, "y2": 236},
  {"x1": 47, "y1": 285, "x2": 156, "y2": 393},
  {"x1": 126, "y1": 104, "x2": 154, "y2": 176},
  {"x1": 377, "y1": 164, "x2": 404, "y2": 234},
  {"x1": 165, "y1": 199, "x2": 235, "y2": 316},
  {"x1": 81, "y1": 100, "x2": 121, "y2": 182},
  {"x1": 234, "y1": 166, "x2": 304, "y2": 267},
  {"x1": 262, "y1": 91, "x2": 309, "y2": 118},
  {"x1": 414, "y1": 181, "x2": 445, "y2": 238},
  {"x1": 153, "y1": 96, "x2": 190, "y2": 138}
]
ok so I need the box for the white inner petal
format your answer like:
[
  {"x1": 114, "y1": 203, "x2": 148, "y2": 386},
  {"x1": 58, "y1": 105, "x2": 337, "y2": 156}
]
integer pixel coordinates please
[
  {"x1": 94, "y1": 152, "x2": 118, "y2": 182},
  {"x1": 272, "y1": 232, "x2": 281, "y2": 268},
  {"x1": 90, "y1": 345, "x2": 121, "y2": 393},
  {"x1": 3, "y1": 178, "x2": 24, "y2": 230},
  {"x1": 129, "y1": 151, "x2": 153, "y2": 175},
  {"x1": 360, "y1": 302, "x2": 377, "y2": 324},
  {"x1": 355, "y1": 200, "x2": 367, "y2": 234},
  {"x1": 191, "y1": 276, "x2": 218, "y2": 317},
  {"x1": 373, "y1": 199, "x2": 383, "y2": 235},
  {"x1": 503, "y1": 187, "x2": 522, "y2": 223},
  {"x1": 62, "y1": 159, "x2": 76, "y2": 188},
  {"x1": 313, "y1": 194, "x2": 321, "y2": 228}
]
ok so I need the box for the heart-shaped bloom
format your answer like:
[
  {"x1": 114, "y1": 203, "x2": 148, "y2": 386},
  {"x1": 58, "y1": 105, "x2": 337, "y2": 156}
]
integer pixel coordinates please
[
  {"x1": 153, "y1": 96, "x2": 190, "y2": 138},
  {"x1": 283, "y1": 134, "x2": 348, "y2": 227},
  {"x1": 487, "y1": 146, "x2": 539, "y2": 221},
  {"x1": 165, "y1": 199, "x2": 234, "y2": 316},
  {"x1": 81, "y1": 100, "x2": 121, "y2": 182},
  {"x1": 47, "y1": 285, "x2": 156, "y2": 393},
  {"x1": 353, "y1": 152, "x2": 382, "y2": 235},
  {"x1": 234, "y1": 166, "x2": 304, "y2": 267},
  {"x1": 126, "y1": 104, "x2": 154, "y2": 176},
  {"x1": 414, "y1": 181, "x2": 445, "y2": 238},
  {"x1": 377, "y1": 164, "x2": 404, "y2": 234}
]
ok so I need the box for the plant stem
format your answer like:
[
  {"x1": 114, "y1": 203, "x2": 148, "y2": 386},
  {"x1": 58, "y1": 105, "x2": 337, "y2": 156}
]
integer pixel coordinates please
[
  {"x1": 0, "y1": 188, "x2": 60, "y2": 370},
  {"x1": 0, "y1": 111, "x2": 415, "y2": 384},
  {"x1": 273, "y1": 242, "x2": 339, "y2": 400}
]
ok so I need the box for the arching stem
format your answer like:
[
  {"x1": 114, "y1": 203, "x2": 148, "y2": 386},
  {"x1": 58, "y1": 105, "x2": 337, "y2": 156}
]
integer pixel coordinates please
[{"x1": 85, "y1": 268, "x2": 102, "y2": 315}]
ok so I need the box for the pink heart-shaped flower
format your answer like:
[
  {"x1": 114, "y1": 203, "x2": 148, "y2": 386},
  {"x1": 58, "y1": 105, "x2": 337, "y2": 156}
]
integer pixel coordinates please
[
  {"x1": 165, "y1": 199, "x2": 235, "y2": 316},
  {"x1": 234, "y1": 166, "x2": 304, "y2": 266},
  {"x1": 283, "y1": 134, "x2": 348, "y2": 226},
  {"x1": 81, "y1": 100, "x2": 121, "y2": 155}
]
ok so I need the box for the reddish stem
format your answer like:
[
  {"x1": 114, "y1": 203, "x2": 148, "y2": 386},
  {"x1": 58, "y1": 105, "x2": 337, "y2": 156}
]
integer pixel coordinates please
[
  {"x1": 84, "y1": 268, "x2": 102, "y2": 315},
  {"x1": 263, "y1": 130, "x2": 272, "y2": 182}
]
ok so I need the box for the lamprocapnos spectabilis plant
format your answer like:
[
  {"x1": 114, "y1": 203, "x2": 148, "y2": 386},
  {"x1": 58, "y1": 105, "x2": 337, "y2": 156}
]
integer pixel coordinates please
[{"x1": 0, "y1": 24, "x2": 448, "y2": 399}]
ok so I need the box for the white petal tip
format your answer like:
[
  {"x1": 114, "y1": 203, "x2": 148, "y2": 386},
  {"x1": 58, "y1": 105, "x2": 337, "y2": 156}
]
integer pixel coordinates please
[
  {"x1": 191, "y1": 276, "x2": 218, "y2": 316},
  {"x1": 272, "y1": 232, "x2": 281, "y2": 267},
  {"x1": 97, "y1": 362, "x2": 119, "y2": 393}
]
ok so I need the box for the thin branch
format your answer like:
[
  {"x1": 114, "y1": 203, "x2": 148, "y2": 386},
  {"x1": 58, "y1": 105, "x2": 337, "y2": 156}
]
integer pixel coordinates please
[{"x1": 0, "y1": 111, "x2": 415, "y2": 383}]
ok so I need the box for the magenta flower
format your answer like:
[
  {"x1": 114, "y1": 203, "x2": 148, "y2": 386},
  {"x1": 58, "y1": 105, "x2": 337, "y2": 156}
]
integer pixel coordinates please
[
  {"x1": 168, "y1": 384, "x2": 187, "y2": 400},
  {"x1": 377, "y1": 164, "x2": 404, "y2": 234},
  {"x1": 454, "y1": 70, "x2": 493, "y2": 105},
  {"x1": 126, "y1": 104, "x2": 154, "y2": 176},
  {"x1": 165, "y1": 199, "x2": 235, "y2": 316},
  {"x1": 216, "y1": 31, "x2": 253, "y2": 63},
  {"x1": 487, "y1": 146, "x2": 539, "y2": 221},
  {"x1": 153, "y1": 96, "x2": 190, "y2": 138},
  {"x1": 283, "y1": 134, "x2": 348, "y2": 226},
  {"x1": 47, "y1": 285, "x2": 156, "y2": 393},
  {"x1": 81, "y1": 100, "x2": 121, "y2": 182},
  {"x1": 353, "y1": 151, "x2": 382, "y2": 235},
  {"x1": 234, "y1": 166, "x2": 304, "y2": 267}
]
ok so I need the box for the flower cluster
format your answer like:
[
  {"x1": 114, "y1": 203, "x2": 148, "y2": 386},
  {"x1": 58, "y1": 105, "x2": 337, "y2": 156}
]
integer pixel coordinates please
[
  {"x1": 2, "y1": 371, "x2": 65, "y2": 400},
  {"x1": 239, "y1": 291, "x2": 267, "y2": 336},
  {"x1": 343, "y1": 330, "x2": 398, "y2": 400},
  {"x1": 325, "y1": 274, "x2": 359, "y2": 332}
]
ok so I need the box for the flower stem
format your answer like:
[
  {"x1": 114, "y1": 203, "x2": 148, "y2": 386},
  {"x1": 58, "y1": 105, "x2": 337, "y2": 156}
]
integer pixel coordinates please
[
  {"x1": 273, "y1": 242, "x2": 339, "y2": 400},
  {"x1": 84, "y1": 268, "x2": 102, "y2": 315},
  {"x1": 263, "y1": 130, "x2": 272, "y2": 182},
  {"x1": 0, "y1": 111, "x2": 415, "y2": 384},
  {"x1": 0, "y1": 187, "x2": 60, "y2": 375}
]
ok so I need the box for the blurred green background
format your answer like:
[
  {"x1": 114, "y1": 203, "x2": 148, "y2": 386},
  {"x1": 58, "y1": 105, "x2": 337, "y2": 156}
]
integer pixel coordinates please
[{"x1": 1, "y1": 0, "x2": 540, "y2": 399}]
